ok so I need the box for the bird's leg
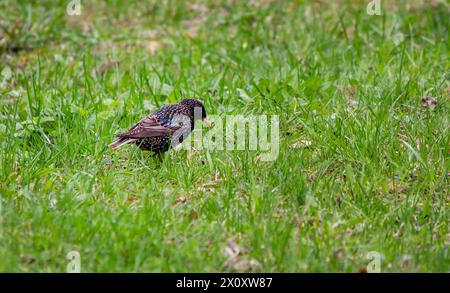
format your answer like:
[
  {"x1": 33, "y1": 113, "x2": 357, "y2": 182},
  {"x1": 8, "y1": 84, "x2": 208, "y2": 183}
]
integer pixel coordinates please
[{"x1": 154, "y1": 151, "x2": 164, "y2": 163}]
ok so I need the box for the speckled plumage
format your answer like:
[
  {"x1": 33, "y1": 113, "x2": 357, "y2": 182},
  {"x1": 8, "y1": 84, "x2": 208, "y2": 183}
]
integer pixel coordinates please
[{"x1": 109, "y1": 99, "x2": 207, "y2": 154}]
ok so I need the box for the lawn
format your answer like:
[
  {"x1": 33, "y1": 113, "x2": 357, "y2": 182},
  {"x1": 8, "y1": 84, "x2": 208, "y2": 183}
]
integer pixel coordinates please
[{"x1": 0, "y1": 0, "x2": 448, "y2": 272}]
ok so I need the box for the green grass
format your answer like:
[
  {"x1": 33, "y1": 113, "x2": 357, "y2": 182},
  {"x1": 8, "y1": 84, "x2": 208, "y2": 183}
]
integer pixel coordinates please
[{"x1": 0, "y1": 0, "x2": 449, "y2": 272}]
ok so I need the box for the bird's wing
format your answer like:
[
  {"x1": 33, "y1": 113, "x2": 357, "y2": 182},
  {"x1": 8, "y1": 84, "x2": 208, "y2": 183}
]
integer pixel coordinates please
[{"x1": 117, "y1": 115, "x2": 180, "y2": 139}]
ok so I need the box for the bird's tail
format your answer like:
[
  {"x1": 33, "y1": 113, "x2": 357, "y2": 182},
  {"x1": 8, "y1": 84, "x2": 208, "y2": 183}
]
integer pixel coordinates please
[{"x1": 109, "y1": 137, "x2": 136, "y2": 149}]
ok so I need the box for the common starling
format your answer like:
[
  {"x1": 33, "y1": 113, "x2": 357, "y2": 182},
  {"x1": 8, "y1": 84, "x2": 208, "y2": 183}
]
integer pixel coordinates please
[{"x1": 109, "y1": 98, "x2": 208, "y2": 154}]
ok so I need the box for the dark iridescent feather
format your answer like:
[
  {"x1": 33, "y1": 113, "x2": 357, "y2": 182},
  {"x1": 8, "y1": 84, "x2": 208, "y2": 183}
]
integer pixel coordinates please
[{"x1": 109, "y1": 99, "x2": 207, "y2": 154}]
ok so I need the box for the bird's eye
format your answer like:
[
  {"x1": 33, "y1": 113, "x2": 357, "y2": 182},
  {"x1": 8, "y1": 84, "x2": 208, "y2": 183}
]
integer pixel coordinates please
[{"x1": 179, "y1": 122, "x2": 183, "y2": 126}]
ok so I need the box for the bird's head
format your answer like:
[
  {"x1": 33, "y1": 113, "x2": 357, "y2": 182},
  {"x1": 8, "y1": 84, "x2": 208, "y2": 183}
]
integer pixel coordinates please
[{"x1": 179, "y1": 98, "x2": 210, "y2": 126}]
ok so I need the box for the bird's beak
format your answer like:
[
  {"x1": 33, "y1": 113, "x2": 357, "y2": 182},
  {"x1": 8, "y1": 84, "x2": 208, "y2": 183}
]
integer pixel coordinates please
[{"x1": 203, "y1": 117, "x2": 212, "y2": 128}]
